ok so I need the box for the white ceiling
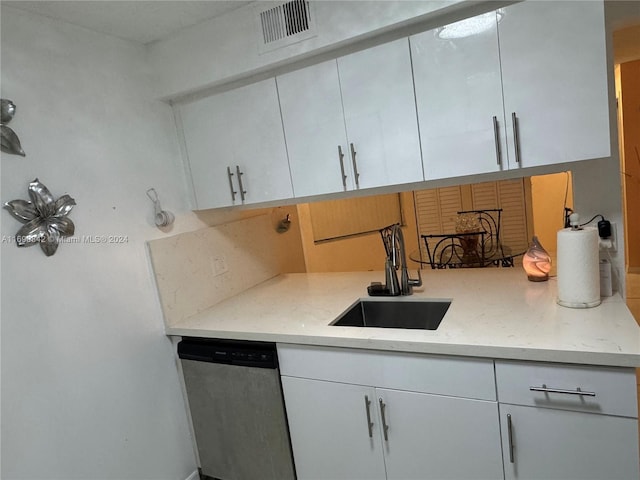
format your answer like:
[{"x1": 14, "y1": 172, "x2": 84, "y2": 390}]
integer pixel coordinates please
[{"x1": 2, "y1": 1, "x2": 253, "y2": 45}]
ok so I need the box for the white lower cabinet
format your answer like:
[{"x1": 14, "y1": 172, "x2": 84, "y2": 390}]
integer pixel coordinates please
[
  {"x1": 499, "y1": 404, "x2": 639, "y2": 480},
  {"x1": 281, "y1": 377, "x2": 386, "y2": 480},
  {"x1": 279, "y1": 345, "x2": 502, "y2": 480},
  {"x1": 378, "y1": 388, "x2": 503, "y2": 480},
  {"x1": 496, "y1": 360, "x2": 640, "y2": 480},
  {"x1": 281, "y1": 377, "x2": 503, "y2": 480},
  {"x1": 279, "y1": 346, "x2": 640, "y2": 480}
]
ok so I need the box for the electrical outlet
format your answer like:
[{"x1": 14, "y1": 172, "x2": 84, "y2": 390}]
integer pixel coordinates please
[
  {"x1": 609, "y1": 222, "x2": 617, "y2": 252},
  {"x1": 599, "y1": 222, "x2": 617, "y2": 252},
  {"x1": 212, "y1": 255, "x2": 229, "y2": 276}
]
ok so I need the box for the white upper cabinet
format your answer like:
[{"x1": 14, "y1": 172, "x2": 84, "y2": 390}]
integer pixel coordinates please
[
  {"x1": 178, "y1": 1, "x2": 611, "y2": 210},
  {"x1": 412, "y1": 1, "x2": 610, "y2": 179},
  {"x1": 277, "y1": 61, "x2": 352, "y2": 198},
  {"x1": 411, "y1": 12, "x2": 507, "y2": 180},
  {"x1": 498, "y1": 0, "x2": 610, "y2": 168},
  {"x1": 178, "y1": 78, "x2": 293, "y2": 209},
  {"x1": 337, "y1": 38, "x2": 423, "y2": 189},
  {"x1": 277, "y1": 38, "x2": 423, "y2": 198}
]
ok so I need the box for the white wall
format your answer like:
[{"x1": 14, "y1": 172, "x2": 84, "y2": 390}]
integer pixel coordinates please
[
  {"x1": 566, "y1": 1, "x2": 637, "y2": 297},
  {"x1": 0, "y1": 7, "x2": 205, "y2": 479},
  {"x1": 148, "y1": 0, "x2": 464, "y2": 99},
  {"x1": 572, "y1": 158, "x2": 626, "y2": 295}
]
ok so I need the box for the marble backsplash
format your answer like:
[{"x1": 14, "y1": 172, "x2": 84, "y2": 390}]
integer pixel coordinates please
[{"x1": 148, "y1": 214, "x2": 284, "y2": 328}]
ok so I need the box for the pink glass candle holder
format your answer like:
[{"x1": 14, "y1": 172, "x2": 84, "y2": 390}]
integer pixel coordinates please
[{"x1": 523, "y1": 236, "x2": 552, "y2": 282}]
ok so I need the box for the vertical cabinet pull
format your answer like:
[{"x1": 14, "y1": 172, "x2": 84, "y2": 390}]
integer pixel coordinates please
[
  {"x1": 492, "y1": 116, "x2": 502, "y2": 167},
  {"x1": 235, "y1": 165, "x2": 247, "y2": 201},
  {"x1": 226, "y1": 166, "x2": 237, "y2": 202},
  {"x1": 511, "y1": 112, "x2": 521, "y2": 164},
  {"x1": 350, "y1": 143, "x2": 360, "y2": 187},
  {"x1": 507, "y1": 413, "x2": 515, "y2": 464},
  {"x1": 338, "y1": 146, "x2": 347, "y2": 188},
  {"x1": 378, "y1": 398, "x2": 389, "y2": 442},
  {"x1": 364, "y1": 395, "x2": 374, "y2": 438}
]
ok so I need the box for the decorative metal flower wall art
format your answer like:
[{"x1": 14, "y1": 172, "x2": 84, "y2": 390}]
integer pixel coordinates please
[
  {"x1": 0, "y1": 99, "x2": 25, "y2": 156},
  {"x1": 4, "y1": 179, "x2": 76, "y2": 256}
]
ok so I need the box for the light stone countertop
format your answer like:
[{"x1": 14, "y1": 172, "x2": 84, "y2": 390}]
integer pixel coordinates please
[{"x1": 167, "y1": 269, "x2": 640, "y2": 367}]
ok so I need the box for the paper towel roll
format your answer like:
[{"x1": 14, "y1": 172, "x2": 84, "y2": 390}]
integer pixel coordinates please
[{"x1": 557, "y1": 226, "x2": 601, "y2": 308}]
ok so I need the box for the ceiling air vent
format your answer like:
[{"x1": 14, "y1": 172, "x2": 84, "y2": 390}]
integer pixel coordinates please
[{"x1": 256, "y1": 0, "x2": 316, "y2": 53}]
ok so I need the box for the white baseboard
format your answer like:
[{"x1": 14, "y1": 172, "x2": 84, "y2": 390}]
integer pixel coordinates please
[{"x1": 184, "y1": 469, "x2": 200, "y2": 480}]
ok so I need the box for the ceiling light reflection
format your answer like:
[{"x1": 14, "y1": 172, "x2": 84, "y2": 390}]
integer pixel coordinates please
[{"x1": 437, "y1": 10, "x2": 504, "y2": 39}]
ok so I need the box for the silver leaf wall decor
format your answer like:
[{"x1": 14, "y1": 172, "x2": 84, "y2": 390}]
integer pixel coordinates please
[
  {"x1": 4, "y1": 179, "x2": 76, "y2": 256},
  {"x1": 0, "y1": 99, "x2": 25, "y2": 156}
]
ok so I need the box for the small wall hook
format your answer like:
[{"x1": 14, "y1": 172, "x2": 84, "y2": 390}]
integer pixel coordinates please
[
  {"x1": 146, "y1": 188, "x2": 174, "y2": 228},
  {"x1": 277, "y1": 213, "x2": 291, "y2": 233}
]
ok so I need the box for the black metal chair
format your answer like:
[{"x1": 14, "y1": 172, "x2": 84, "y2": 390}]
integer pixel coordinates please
[
  {"x1": 458, "y1": 209, "x2": 505, "y2": 261},
  {"x1": 422, "y1": 231, "x2": 487, "y2": 269},
  {"x1": 421, "y1": 209, "x2": 513, "y2": 269}
]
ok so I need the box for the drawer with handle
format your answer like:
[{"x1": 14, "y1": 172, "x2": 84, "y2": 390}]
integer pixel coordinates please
[{"x1": 495, "y1": 360, "x2": 637, "y2": 417}]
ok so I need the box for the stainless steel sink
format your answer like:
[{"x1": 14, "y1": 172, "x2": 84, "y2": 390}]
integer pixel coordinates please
[{"x1": 331, "y1": 299, "x2": 451, "y2": 330}]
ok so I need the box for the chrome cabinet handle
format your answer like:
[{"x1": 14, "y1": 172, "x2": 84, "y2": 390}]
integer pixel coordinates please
[
  {"x1": 235, "y1": 165, "x2": 246, "y2": 202},
  {"x1": 350, "y1": 143, "x2": 360, "y2": 187},
  {"x1": 512, "y1": 112, "x2": 521, "y2": 164},
  {"x1": 529, "y1": 385, "x2": 596, "y2": 397},
  {"x1": 226, "y1": 166, "x2": 237, "y2": 201},
  {"x1": 378, "y1": 398, "x2": 389, "y2": 442},
  {"x1": 364, "y1": 395, "x2": 374, "y2": 438},
  {"x1": 492, "y1": 115, "x2": 502, "y2": 167},
  {"x1": 338, "y1": 146, "x2": 347, "y2": 188},
  {"x1": 507, "y1": 414, "x2": 515, "y2": 464}
]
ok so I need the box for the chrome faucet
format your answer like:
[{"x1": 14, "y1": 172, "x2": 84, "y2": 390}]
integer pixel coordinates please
[{"x1": 383, "y1": 224, "x2": 422, "y2": 296}]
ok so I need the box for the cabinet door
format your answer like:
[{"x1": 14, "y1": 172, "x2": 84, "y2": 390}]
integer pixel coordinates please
[
  {"x1": 179, "y1": 78, "x2": 293, "y2": 209},
  {"x1": 500, "y1": 404, "x2": 640, "y2": 480},
  {"x1": 378, "y1": 388, "x2": 503, "y2": 480},
  {"x1": 277, "y1": 61, "x2": 353, "y2": 198},
  {"x1": 281, "y1": 376, "x2": 386, "y2": 480},
  {"x1": 411, "y1": 13, "x2": 507, "y2": 179},
  {"x1": 179, "y1": 91, "x2": 239, "y2": 209},
  {"x1": 498, "y1": 1, "x2": 610, "y2": 168},
  {"x1": 338, "y1": 38, "x2": 424, "y2": 188}
]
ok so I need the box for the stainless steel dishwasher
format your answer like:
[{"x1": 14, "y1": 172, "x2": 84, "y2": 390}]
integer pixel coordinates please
[{"x1": 178, "y1": 338, "x2": 296, "y2": 480}]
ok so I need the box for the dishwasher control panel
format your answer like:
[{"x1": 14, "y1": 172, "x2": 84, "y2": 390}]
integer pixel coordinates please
[{"x1": 178, "y1": 337, "x2": 278, "y2": 369}]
